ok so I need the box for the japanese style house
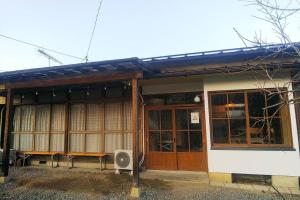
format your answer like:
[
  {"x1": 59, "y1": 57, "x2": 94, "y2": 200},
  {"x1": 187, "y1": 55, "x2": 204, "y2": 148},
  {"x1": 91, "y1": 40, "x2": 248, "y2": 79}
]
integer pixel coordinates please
[{"x1": 0, "y1": 43, "x2": 300, "y2": 188}]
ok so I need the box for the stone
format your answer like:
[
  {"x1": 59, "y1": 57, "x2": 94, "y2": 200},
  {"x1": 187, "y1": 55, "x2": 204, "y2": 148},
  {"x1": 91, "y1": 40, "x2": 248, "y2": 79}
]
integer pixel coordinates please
[
  {"x1": 209, "y1": 172, "x2": 232, "y2": 183},
  {"x1": 272, "y1": 175, "x2": 299, "y2": 189}
]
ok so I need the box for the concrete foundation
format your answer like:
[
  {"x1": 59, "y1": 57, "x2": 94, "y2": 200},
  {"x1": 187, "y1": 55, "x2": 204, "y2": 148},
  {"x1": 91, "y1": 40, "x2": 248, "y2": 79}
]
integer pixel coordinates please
[
  {"x1": 141, "y1": 170, "x2": 209, "y2": 183},
  {"x1": 272, "y1": 175, "x2": 299, "y2": 189},
  {"x1": 29, "y1": 159, "x2": 114, "y2": 169},
  {"x1": 209, "y1": 172, "x2": 232, "y2": 183},
  {"x1": 25, "y1": 155, "x2": 115, "y2": 169}
]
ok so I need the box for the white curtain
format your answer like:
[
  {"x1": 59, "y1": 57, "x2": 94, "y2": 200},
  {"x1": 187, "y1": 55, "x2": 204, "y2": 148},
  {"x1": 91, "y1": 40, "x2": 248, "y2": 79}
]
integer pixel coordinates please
[
  {"x1": 34, "y1": 105, "x2": 50, "y2": 151},
  {"x1": 86, "y1": 104, "x2": 102, "y2": 152},
  {"x1": 12, "y1": 100, "x2": 133, "y2": 154},
  {"x1": 104, "y1": 102, "x2": 122, "y2": 153},
  {"x1": 19, "y1": 106, "x2": 35, "y2": 151},
  {"x1": 50, "y1": 104, "x2": 65, "y2": 152},
  {"x1": 123, "y1": 101, "x2": 132, "y2": 150},
  {"x1": 13, "y1": 107, "x2": 21, "y2": 150},
  {"x1": 69, "y1": 104, "x2": 85, "y2": 152}
]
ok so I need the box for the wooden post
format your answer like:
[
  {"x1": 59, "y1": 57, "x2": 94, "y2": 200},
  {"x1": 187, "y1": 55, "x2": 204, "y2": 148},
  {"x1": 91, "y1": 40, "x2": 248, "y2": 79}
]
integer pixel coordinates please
[
  {"x1": 2, "y1": 87, "x2": 13, "y2": 177},
  {"x1": 132, "y1": 78, "x2": 139, "y2": 186}
]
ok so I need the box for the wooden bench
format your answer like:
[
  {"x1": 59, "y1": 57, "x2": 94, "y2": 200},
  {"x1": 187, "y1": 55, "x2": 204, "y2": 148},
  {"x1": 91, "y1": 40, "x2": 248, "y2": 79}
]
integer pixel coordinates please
[
  {"x1": 18, "y1": 152, "x2": 62, "y2": 168},
  {"x1": 65, "y1": 152, "x2": 108, "y2": 171}
]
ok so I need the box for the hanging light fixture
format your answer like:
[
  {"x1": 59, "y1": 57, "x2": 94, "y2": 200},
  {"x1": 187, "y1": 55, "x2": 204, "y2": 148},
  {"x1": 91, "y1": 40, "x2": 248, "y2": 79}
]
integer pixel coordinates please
[
  {"x1": 194, "y1": 95, "x2": 201, "y2": 103},
  {"x1": 35, "y1": 91, "x2": 39, "y2": 96},
  {"x1": 52, "y1": 89, "x2": 56, "y2": 97},
  {"x1": 86, "y1": 86, "x2": 90, "y2": 96}
]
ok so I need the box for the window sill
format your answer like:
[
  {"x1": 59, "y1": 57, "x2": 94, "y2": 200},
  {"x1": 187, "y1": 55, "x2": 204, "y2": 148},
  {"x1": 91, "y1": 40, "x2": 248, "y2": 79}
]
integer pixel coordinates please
[{"x1": 211, "y1": 146, "x2": 296, "y2": 151}]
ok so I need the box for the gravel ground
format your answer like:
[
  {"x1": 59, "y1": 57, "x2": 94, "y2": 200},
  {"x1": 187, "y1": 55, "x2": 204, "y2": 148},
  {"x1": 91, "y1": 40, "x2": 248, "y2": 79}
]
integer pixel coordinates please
[{"x1": 0, "y1": 167, "x2": 299, "y2": 200}]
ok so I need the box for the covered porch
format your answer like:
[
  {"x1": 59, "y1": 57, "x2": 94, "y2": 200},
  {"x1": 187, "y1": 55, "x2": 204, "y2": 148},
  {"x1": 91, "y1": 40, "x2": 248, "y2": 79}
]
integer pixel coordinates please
[{"x1": 1, "y1": 58, "x2": 143, "y2": 184}]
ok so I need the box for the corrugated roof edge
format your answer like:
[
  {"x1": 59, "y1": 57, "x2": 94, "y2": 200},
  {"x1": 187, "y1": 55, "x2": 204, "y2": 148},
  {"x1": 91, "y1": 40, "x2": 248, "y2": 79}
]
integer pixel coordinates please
[
  {"x1": 141, "y1": 42, "x2": 300, "y2": 63},
  {"x1": 0, "y1": 42, "x2": 299, "y2": 79},
  {"x1": 0, "y1": 57, "x2": 140, "y2": 77}
]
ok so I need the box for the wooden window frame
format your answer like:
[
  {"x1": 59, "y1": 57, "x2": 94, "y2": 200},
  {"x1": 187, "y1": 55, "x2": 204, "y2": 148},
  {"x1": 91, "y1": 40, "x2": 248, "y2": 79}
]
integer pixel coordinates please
[{"x1": 209, "y1": 89, "x2": 293, "y2": 149}]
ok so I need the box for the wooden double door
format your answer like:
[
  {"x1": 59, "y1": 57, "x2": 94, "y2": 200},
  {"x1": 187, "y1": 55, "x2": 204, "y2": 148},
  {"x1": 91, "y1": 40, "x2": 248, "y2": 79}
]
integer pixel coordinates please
[{"x1": 145, "y1": 106, "x2": 207, "y2": 171}]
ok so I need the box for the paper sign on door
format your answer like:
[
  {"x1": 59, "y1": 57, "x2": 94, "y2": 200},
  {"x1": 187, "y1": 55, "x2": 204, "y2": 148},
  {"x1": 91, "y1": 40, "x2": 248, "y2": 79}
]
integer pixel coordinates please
[{"x1": 191, "y1": 112, "x2": 200, "y2": 124}]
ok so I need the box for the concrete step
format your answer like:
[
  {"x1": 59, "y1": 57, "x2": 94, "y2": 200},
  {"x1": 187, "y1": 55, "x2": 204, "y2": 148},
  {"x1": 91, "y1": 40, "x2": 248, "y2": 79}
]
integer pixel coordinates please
[{"x1": 140, "y1": 170, "x2": 209, "y2": 184}]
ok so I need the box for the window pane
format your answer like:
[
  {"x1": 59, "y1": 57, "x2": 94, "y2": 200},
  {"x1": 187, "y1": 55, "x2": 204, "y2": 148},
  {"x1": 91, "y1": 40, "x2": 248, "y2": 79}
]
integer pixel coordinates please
[
  {"x1": 149, "y1": 131, "x2": 160, "y2": 151},
  {"x1": 212, "y1": 119, "x2": 229, "y2": 143},
  {"x1": 190, "y1": 131, "x2": 202, "y2": 151},
  {"x1": 35, "y1": 105, "x2": 50, "y2": 132},
  {"x1": 269, "y1": 118, "x2": 283, "y2": 144},
  {"x1": 228, "y1": 93, "x2": 244, "y2": 104},
  {"x1": 248, "y1": 92, "x2": 265, "y2": 117},
  {"x1": 70, "y1": 104, "x2": 85, "y2": 131},
  {"x1": 189, "y1": 109, "x2": 201, "y2": 129},
  {"x1": 250, "y1": 118, "x2": 267, "y2": 144},
  {"x1": 227, "y1": 93, "x2": 245, "y2": 118},
  {"x1": 161, "y1": 110, "x2": 172, "y2": 130},
  {"x1": 176, "y1": 109, "x2": 188, "y2": 130},
  {"x1": 86, "y1": 104, "x2": 101, "y2": 131},
  {"x1": 148, "y1": 110, "x2": 160, "y2": 130},
  {"x1": 211, "y1": 94, "x2": 227, "y2": 118},
  {"x1": 176, "y1": 131, "x2": 189, "y2": 152},
  {"x1": 230, "y1": 119, "x2": 246, "y2": 144},
  {"x1": 267, "y1": 93, "x2": 281, "y2": 117},
  {"x1": 161, "y1": 131, "x2": 173, "y2": 152},
  {"x1": 227, "y1": 106, "x2": 245, "y2": 118},
  {"x1": 21, "y1": 106, "x2": 35, "y2": 132},
  {"x1": 212, "y1": 93, "x2": 227, "y2": 105}
]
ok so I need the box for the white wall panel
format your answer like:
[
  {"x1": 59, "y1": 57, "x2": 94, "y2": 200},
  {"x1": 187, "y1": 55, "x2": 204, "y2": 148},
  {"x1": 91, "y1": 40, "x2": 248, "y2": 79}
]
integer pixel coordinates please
[{"x1": 203, "y1": 72, "x2": 300, "y2": 176}]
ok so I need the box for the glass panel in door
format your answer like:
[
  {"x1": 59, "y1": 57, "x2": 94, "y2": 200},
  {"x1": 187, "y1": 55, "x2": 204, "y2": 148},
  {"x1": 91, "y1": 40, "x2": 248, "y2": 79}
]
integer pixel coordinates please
[
  {"x1": 147, "y1": 109, "x2": 176, "y2": 170},
  {"x1": 175, "y1": 108, "x2": 202, "y2": 152}
]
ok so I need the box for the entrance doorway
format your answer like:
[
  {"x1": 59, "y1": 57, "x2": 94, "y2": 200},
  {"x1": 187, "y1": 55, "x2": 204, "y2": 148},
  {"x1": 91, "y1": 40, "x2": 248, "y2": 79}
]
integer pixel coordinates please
[{"x1": 145, "y1": 106, "x2": 207, "y2": 171}]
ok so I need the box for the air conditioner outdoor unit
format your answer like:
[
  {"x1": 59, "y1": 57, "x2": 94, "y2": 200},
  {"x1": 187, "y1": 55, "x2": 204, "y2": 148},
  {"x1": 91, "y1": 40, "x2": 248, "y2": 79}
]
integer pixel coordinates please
[{"x1": 114, "y1": 149, "x2": 133, "y2": 174}]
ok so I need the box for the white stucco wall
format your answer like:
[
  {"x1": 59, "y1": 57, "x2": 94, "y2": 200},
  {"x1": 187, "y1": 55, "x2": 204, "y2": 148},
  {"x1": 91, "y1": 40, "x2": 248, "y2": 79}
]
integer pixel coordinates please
[{"x1": 203, "y1": 72, "x2": 300, "y2": 176}]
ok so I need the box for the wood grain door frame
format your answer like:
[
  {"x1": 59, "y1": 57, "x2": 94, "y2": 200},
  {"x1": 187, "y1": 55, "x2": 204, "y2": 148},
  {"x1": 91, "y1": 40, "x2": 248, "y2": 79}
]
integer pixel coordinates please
[{"x1": 144, "y1": 103, "x2": 208, "y2": 171}]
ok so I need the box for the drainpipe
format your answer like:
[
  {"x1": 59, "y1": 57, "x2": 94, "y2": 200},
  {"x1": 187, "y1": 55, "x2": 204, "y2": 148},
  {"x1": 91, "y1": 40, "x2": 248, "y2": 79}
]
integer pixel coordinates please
[{"x1": 0, "y1": 106, "x2": 4, "y2": 148}]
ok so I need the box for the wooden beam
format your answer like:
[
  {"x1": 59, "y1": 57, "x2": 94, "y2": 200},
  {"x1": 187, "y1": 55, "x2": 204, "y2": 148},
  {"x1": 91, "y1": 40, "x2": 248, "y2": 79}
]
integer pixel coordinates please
[
  {"x1": 131, "y1": 78, "x2": 139, "y2": 186},
  {"x1": 6, "y1": 71, "x2": 143, "y2": 89},
  {"x1": 2, "y1": 87, "x2": 13, "y2": 176}
]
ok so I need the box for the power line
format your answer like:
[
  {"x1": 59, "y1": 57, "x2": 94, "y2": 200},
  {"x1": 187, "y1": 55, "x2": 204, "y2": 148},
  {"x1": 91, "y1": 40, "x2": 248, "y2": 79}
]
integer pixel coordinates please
[
  {"x1": 85, "y1": 0, "x2": 103, "y2": 62},
  {"x1": 0, "y1": 33, "x2": 84, "y2": 61}
]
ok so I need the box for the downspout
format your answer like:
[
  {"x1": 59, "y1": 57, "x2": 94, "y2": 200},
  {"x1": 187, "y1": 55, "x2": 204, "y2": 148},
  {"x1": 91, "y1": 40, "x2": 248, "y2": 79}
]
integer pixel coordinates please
[
  {"x1": 138, "y1": 92, "x2": 145, "y2": 168},
  {"x1": 0, "y1": 106, "x2": 4, "y2": 148}
]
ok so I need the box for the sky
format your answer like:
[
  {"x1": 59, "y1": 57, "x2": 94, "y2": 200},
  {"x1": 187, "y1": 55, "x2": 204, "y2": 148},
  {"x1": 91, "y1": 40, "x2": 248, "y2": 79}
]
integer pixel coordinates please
[{"x1": 0, "y1": 0, "x2": 300, "y2": 72}]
